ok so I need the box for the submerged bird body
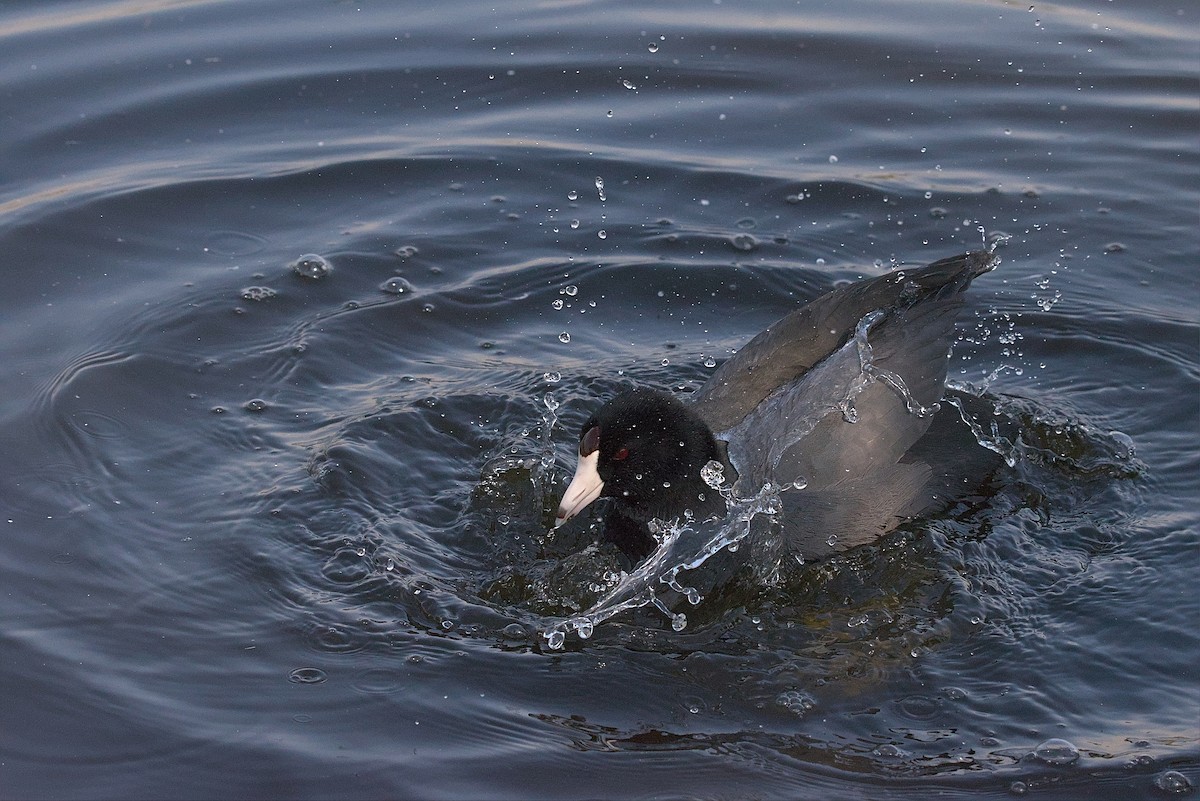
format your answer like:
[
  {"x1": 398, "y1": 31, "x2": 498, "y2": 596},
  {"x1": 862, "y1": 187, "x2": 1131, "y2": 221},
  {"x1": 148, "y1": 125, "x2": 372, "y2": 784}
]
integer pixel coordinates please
[{"x1": 556, "y1": 251, "x2": 999, "y2": 562}]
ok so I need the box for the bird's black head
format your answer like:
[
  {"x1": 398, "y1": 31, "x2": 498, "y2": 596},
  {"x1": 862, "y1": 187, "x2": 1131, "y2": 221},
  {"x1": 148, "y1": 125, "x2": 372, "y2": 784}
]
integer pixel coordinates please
[{"x1": 556, "y1": 388, "x2": 723, "y2": 528}]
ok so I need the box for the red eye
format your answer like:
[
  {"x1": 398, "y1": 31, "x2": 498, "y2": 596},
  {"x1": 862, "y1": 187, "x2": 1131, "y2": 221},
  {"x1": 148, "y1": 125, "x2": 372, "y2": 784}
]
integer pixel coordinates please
[{"x1": 612, "y1": 447, "x2": 629, "y2": 461}]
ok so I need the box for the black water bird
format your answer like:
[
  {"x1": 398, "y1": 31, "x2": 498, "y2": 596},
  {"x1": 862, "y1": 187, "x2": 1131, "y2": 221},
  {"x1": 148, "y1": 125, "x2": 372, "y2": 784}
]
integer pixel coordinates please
[{"x1": 556, "y1": 251, "x2": 1000, "y2": 563}]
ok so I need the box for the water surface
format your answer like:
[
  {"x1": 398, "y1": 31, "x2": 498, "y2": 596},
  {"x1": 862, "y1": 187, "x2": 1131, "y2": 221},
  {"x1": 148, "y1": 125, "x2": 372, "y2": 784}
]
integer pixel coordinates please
[{"x1": 1, "y1": 1, "x2": 1197, "y2": 798}]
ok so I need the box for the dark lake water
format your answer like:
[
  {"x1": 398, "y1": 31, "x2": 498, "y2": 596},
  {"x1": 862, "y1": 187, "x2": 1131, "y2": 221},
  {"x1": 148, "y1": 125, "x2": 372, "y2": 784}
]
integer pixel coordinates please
[{"x1": 2, "y1": 1, "x2": 1197, "y2": 798}]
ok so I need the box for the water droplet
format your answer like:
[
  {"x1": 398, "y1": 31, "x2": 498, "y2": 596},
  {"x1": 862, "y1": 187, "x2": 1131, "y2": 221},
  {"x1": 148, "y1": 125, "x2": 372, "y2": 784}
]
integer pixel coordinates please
[
  {"x1": 567, "y1": 190, "x2": 578, "y2": 201},
  {"x1": 1031, "y1": 737, "x2": 1079, "y2": 766},
  {"x1": 380, "y1": 276, "x2": 414, "y2": 294},
  {"x1": 594, "y1": 176, "x2": 606, "y2": 201},
  {"x1": 621, "y1": 79, "x2": 637, "y2": 90},
  {"x1": 597, "y1": 230, "x2": 607, "y2": 239},
  {"x1": 647, "y1": 42, "x2": 659, "y2": 53},
  {"x1": 791, "y1": 477, "x2": 808, "y2": 491},
  {"x1": 703, "y1": 356, "x2": 717, "y2": 368},
  {"x1": 552, "y1": 298, "x2": 564, "y2": 310},
  {"x1": 564, "y1": 285, "x2": 578, "y2": 296},
  {"x1": 421, "y1": 302, "x2": 435, "y2": 313},
  {"x1": 701, "y1": 460, "x2": 725, "y2": 488},
  {"x1": 543, "y1": 371, "x2": 561, "y2": 383},
  {"x1": 291, "y1": 253, "x2": 331, "y2": 279},
  {"x1": 558, "y1": 332, "x2": 571, "y2": 343},
  {"x1": 828, "y1": 154, "x2": 839, "y2": 163},
  {"x1": 569, "y1": 219, "x2": 580, "y2": 229}
]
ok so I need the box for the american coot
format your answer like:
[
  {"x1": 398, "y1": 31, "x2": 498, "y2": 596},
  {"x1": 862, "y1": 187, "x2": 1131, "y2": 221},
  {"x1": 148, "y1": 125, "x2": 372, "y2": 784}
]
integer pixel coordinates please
[{"x1": 556, "y1": 251, "x2": 1000, "y2": 563}]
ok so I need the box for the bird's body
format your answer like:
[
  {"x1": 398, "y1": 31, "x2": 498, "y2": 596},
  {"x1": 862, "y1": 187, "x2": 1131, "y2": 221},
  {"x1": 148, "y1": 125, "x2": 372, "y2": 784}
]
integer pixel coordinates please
[{"x1": 557, "y1": 251, "x2": 999, "y2": 562}]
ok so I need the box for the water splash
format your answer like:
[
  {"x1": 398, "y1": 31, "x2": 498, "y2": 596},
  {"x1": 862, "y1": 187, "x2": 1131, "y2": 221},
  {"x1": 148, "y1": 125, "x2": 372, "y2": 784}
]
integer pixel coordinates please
[{"x1": 542, "y1": 478, "x2": 783, "y2": 650}]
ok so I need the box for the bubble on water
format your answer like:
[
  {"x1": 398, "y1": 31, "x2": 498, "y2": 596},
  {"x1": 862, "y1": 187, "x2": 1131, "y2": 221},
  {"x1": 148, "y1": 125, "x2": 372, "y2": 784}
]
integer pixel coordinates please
[
  {"x1": 1009, "y1": 780, "x2": 1028, "y2": 796},
  {"x1": 703, "y1": 356, "x2": 717, "y2": 368},
  {"x1": 380, "y1": 276, "x2": 414, "y2": 294},
  {"x1": 291, "y1": 253, "x2": 331, "y2": 279},
  {"x1": 421, "y1": 302, "x2": 435, "y2": 313},
  {"x1": 791, "y1": 477, "x2": 808, "y2": 491},
  {"x1": 597, "y1": 230, "x2": 607, "y2": 239},
  {"x1": 244, "y1": 399, "x2": 268, "y2": 413},
  {"x1": 543, "y1": 371, "x2": 561, "y2": 383},
  {"x1": 1153, "y1": 770, "x2": 1193, "y2": 794},
  {"x1": 828, "y1": 154, "x2": 838, "y2": 163},
  {"x1": 874, "y1": 744, "x2": 908, "y2": 759},
  {"x1": 648, "y1": 41, "x2": 659, "y2": 53},
  {"x1": 393, "y1": 245, "x2": 419, "y2": 258},
  {"x1": 1031, "y1": 737, "x2": 1079, "y2": 766},
  {"x1": 552, "y1": 298, "x2": 564, "y2": 310},
  {"x1": 241, "y1": 286, "x2": 276, "y2": 302},
  {"x1": 621, "y1": 79, "x2": 637, "y2": 90},
  {"x1": 558, "y1": 332, "x2": 571, "y2": 343},
  {"x1": 730, "y1": 233, "x2": 757, "y2": 251},
  {"x1": 1104, "y1": 242, "x2": 1127, "y2": 253},
  {"x1": 570, "y1": 219, "x2": 580, "y2": 229},
  {"x1": 545, "y1": 629, "x2": 565, "y2": 650},
  {"x1": 288, "y1": 667, "x2": 328, "y2": 684},
  {"x1": 567, "y1": 190, "x2": 578, "y2": 201},
  {"x1": 563, "y1": 285, "x2": 578, "y2": 296},
  {"x1": 776, "y1": 690, "x2": 816, "y2": 717},
  {"x1": 594, "y1": 176, "x2": 606, "y2": 201}
]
